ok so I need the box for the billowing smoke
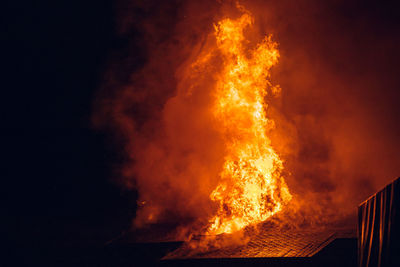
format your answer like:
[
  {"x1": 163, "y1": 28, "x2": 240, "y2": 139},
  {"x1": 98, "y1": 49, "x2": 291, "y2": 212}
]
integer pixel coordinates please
[{"x1": 94, "y1": 0, "x2": 400, "y2": 237}]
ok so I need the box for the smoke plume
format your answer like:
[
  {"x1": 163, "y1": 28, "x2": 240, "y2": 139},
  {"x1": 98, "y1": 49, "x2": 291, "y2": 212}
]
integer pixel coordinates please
[{"x1": 94, "y1": 0, "x2": 400, "y2": 237}]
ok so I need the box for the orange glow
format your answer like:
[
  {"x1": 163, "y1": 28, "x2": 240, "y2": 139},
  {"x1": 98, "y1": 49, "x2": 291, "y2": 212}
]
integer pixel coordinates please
[
  {"x1": 202, "y1": 10, "x2": 292, "y2": 235},
  {"x1": 97, "y1": 0, "x2": 400, "y2": 240}
]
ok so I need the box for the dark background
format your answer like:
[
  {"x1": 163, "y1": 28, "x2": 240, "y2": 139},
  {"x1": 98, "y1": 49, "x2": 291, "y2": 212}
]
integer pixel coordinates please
[
  {"x1": 3, "y1": 0, "x2": 400, "y2": 266},
  {"x1": 3, "y1": 0, "x2": 138, "y2": 265}
]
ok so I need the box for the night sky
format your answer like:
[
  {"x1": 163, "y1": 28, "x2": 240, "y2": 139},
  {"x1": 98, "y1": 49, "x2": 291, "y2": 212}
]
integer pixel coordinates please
[
  {"x1": 4, "y1": 0, "x2": 136, "y2": 264},
  {"x1": 3, "y1": 0, "x2": 400, "y2": 265}
]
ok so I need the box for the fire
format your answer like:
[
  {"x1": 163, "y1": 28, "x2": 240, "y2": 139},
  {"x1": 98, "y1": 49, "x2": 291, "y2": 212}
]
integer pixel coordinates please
[
  {"x1": 105, "y1": 3, "x2": 292, "y2": 238},
  {"x1": 203, "y1": 10, "x2": 292, "y2": 235}
]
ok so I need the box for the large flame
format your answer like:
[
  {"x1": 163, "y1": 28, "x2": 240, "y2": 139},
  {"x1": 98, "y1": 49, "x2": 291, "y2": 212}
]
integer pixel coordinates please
[
  {"x1": 106, "y1": 4, "x2": 293, "y2": 237},
  {"x1": 203, "y1": 10, "x2": 292, "y2": 235}
]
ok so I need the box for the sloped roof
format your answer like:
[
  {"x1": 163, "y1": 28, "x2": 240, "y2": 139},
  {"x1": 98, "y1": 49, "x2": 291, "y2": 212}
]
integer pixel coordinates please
[{"x1": 163, "y1": 227, "x2": 355, "y2": 259}]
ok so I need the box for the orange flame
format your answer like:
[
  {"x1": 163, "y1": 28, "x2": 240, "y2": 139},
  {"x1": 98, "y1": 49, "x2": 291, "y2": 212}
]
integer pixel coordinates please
[{"x1": 200, "y1": 10, "x2": 292, "y2": 235}]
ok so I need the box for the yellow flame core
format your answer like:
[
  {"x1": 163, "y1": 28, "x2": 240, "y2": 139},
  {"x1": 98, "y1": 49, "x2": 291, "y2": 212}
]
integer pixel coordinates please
[{"x1": 207, "y1": 13, "x2": 292, "y2": 235}]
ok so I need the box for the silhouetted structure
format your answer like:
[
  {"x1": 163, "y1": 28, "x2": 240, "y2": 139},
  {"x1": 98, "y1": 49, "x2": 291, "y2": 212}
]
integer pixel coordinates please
[{"x1": 358, "y1": 177, "x2": 400, "y2": 267}]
